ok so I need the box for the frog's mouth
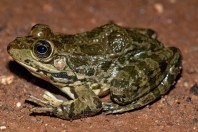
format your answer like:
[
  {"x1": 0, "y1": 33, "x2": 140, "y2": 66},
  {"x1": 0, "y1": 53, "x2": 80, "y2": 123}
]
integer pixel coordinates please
[{"x1": 15, "y1": 60, "x2": 77, "y2": 86}]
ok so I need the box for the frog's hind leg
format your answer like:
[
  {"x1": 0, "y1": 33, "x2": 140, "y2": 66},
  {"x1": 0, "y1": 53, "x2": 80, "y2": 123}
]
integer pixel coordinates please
[{"x1": 103, "y1": 47, "x2": 182, "y2": 114}]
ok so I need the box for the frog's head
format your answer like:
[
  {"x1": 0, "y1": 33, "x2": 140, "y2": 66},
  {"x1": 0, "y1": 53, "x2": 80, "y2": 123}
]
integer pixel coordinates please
[{"x1": 7, "y1": 24, "x2": 77, "y2": 86}]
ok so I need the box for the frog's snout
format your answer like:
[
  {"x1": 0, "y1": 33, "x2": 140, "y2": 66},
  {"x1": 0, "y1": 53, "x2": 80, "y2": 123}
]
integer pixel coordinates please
[
  {"x1": 7, "y1": 37, "x2": 25, "y2": 54},
  {"x1": 7, "y1": 37, "x2": 23, "y2": 57},
  {"x1": 7, "y1": 41, "x2": 14, "y2": 55}
]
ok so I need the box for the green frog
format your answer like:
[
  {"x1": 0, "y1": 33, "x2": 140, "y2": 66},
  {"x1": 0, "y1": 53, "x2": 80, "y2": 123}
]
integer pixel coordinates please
[{"x1": 7, "y1": 23, "x2": 182, "y2": 120}]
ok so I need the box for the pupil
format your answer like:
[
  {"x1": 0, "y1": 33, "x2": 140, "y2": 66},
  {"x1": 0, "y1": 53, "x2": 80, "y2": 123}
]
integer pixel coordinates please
[{"x1": 37, "y1": 45, "x2": 47, "y2": 53}]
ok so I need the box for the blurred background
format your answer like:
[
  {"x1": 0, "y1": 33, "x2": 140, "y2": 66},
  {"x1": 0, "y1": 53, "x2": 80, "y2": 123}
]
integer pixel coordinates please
[{"x1": 0, "y1": 0, "x2": 197, "y2": 131}]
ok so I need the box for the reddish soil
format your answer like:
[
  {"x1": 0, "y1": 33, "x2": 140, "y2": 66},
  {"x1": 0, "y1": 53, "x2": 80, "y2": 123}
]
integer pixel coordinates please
[{"x1": 0, "y1": 0, "x2": 197, "y2": 131}]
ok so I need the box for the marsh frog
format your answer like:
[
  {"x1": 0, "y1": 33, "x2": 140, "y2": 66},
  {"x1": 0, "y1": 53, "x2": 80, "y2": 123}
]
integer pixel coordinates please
[{"x1": 7, "y1": 23, "x2": 181, "y2": 120}]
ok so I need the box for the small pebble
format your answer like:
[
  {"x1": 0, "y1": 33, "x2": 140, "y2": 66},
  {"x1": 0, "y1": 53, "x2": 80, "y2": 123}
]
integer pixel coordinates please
[
  {"x1": 0, "y1": 126, "x2": 6, "y2": 130},
  {"x1": 187, "y1": 68, "x2": 196, "y2": 74},
  {"x1": 192, "y1": 118, "x2": 198, "y2": 124},
  {"x1": 169, "y1": 0, "x2": 177, "y2": 3},
  {"x1": 190, "y1": 83, "x2": 198, "y2": 95},
  {"x1": 16, "y1": 102, "x2": 22, "y2": 108},
  {"x1": 0, "y1": 75, "x2": 14, "y2": 85},
  {"x1": 185, "y1": 96, "x2": 192, "y2": 103},
  {"x1": 183, "y1": 81, "x2": 189, "y2": 87},
  {"x1": 154, "y1": 3, "x2": 164, "y2": 14},
  {"x1": 43, "y1": 4, "x2": 53, "y2": 12},
  {"x1": 191, "y1": 95, "x2": 198, "y2": 102}
]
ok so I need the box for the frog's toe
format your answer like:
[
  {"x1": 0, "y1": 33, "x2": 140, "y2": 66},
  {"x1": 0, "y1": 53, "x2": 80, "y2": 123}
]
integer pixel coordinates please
[
  {"x1": 42, "y1": 91, "x2": 64, "y2": 107},
  {"x1": 27, "y1": 94, "x2": 55, "y2": 113},
  {"x1": 27, "y1": 92, "x2": 64, "y2": 108},
  {"x1": 27, "y1": 95, "x2": 68, "y2": 118},
  {"x1": 27, "y1": 94, "x2": 51, "y2": 107},
  {"x1": 30, "y1": 106, "x2": 54, "y2": 113}
]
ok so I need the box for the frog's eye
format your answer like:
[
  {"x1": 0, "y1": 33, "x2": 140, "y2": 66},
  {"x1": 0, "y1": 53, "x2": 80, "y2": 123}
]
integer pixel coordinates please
[
  {"x1": 32, "y1": 39, "x2": 53, "y2": 59},
  {"x1": 30, "y1": 24, "x2": 52, "y2": 38}
]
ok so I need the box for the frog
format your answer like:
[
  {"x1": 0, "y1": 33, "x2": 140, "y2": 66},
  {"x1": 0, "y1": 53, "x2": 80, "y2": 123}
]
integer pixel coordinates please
[{"x1": 7, "y1": 23, "x2": 182, "y2": 120}]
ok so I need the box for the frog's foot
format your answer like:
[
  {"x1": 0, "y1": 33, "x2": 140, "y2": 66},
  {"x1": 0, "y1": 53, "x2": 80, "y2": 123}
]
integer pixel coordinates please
[
  {"x1": 27, "y1": 91, "x2": 77, "y2": 120},
  {"x1": 27, "y1": 91, "x2": 66, "y2": 113},
  {"x1": 27, "y1": 85, "x2": 103, "y2": 120}
]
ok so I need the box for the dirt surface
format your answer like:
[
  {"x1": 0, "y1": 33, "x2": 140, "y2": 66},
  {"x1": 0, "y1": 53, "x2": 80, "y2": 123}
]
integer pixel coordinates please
[{"x1": 0, "y1": 0, "x2": 197, "y2": 131}]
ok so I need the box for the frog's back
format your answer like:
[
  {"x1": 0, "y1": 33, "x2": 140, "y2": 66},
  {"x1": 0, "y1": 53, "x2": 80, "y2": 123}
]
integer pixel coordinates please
[{"x1": 52, "y1": 23, "x2": 164, "y2": 56}]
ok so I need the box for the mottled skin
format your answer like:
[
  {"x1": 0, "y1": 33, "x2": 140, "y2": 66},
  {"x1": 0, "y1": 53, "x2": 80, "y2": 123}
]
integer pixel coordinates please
[{"x1": 7, "y1": 23, "x2": 182, "y2": 120}]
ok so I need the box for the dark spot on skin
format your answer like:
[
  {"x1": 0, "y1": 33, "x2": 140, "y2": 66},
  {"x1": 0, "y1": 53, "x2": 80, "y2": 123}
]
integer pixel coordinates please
[
  {"x1": 85, "y1": 68, "x2": 95, "y2": 76},
  {"x1": 159, "y1": 61, "x2": 167, "y2": 72},
  {"x1": 24, "y1": 59, "x2": 30, "y2": 64},
  {"x1": 51, "y1": 72, "x2": 69, "y2": 78},
  {"x1": 51, "y1": 72, "x2": 77, "y2": 80},
  {"x1": 100, "y1": 61, "x2": 112, "y2": 71}
]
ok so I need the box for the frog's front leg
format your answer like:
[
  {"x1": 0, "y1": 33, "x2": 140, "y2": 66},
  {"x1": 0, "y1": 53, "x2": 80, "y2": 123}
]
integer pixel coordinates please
[
  {"x1": 28, "y1": 85, "x2": 102, "y2": 120},
  {"x1": 103, "y1": 47, "x2": 182, "y2": 114}
]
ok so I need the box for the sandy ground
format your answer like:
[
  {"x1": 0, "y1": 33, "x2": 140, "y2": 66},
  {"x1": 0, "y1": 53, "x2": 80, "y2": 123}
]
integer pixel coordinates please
[{"x1": 0, "y1": 0, "x2": 197, "y2": 131}]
